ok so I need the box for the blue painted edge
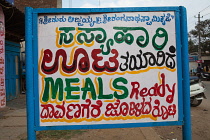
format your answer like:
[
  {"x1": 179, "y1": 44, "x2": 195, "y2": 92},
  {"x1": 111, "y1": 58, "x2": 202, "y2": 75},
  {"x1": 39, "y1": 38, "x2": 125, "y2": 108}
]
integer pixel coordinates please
[
  {"x1": 25, "y1": 7, "x2": 36, "y2": 140},
  {"x1": 174, "y1": 10, "x2": 184, "y2": 123},
  {"x1": 33, "y1": 12, "x2": 40, "y2": 131},
  {"x1": 33, "y1": 7, "x2": 179, "y2": 13},
  {"x1": 179, "y1": 6, "x2": 192, "y2": 140},
  {"x1": 30, "y1": 6, "x2": 185, "y2": 131}
]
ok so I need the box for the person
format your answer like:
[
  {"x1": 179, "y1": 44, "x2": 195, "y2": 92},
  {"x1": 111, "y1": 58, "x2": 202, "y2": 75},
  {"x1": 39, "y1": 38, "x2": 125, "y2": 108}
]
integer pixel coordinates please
[
  {"x1": 196, "y1": 64, "x2": 203, "y2": 79},
  {"x1": 205, "y1": 65, "x2": 209, "y2": 72}
]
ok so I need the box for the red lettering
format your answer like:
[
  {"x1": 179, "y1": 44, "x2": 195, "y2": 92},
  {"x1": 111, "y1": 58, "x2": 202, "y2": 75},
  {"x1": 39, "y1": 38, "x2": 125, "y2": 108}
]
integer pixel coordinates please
[
  {"x1": 130, "y1": 82, "x2": 140, "y2": 99},
  {"x1": 130, "y1": 73, "x2": 176, "y2": 101},
  {"x1": 41, "y1": 48, "x2": 90, "y2": 74},
  {"x1": 139, "y1": 88, "x2": 148, "y2": 97},
  {"x1": 166, "y1": 83, "x2": 176, "y2": 103},
  {"x1": 91, "y1": 49, "x2": 119, "y2": 72},
  {"x1": 91, "y1": 100, "x2": 102, "y2": 118},
  {"x1": 157, "y1": 73, "x2": 166, "y2": 97},
  {"x1": 40, "y1": 99, "x2": 103, "y2": 120}
]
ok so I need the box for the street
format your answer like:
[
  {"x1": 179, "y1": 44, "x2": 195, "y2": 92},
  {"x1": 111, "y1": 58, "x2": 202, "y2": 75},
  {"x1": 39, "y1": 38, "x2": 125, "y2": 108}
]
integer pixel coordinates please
[
  {"x1": 1, "y1": 81, "x2": 209, "y2": 140},
  {"x1": 154, "y1": 81, "x2": 210, "y2": 140},
  {"x1": 190, "y1": 80, "x2": 210, "y2": 140}
]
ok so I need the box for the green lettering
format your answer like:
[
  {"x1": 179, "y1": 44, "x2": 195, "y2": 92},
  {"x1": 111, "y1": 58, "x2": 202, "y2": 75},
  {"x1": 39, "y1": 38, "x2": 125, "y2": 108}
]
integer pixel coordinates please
[
  {"x1": 152, "y1": 27, "x2": 168, "y2": 50},
  {"x1": 98, "y1": 77, "x2": 113, "y2": 99},
  {"x1": 81, "y1": 78, "x2": 96, "y2": 100},
  {"x1": 65, "y1": 78, "x2": 80, "y2": 100},
  {"x1": 58, "y1": 27, "x2": 75, "y2": 45},
  {"x1": 113, "y1": 77, "x2": 128, "y2": 99},
  {"x1": 42, "y1": 77, "x2": 63, "y2": 102}
]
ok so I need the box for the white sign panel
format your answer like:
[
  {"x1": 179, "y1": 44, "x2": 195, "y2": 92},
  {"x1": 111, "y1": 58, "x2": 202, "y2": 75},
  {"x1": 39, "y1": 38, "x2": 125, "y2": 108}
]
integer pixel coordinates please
[{"x1": 38, "y1": 11, "x2": 178, "y2": 126}]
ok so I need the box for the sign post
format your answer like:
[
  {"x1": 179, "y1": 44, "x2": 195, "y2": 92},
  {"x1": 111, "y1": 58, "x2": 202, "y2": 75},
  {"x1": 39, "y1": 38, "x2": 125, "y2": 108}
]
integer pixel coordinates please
[
  {"x1": 25, "y1": 6, "x2": 191, "y2": 140},
  {"x1": 25, "y1": 7, "x2": 36, "y2": 140},
  {"x1": 180, "y1": 7, "x2": 191, "y2": 140}
]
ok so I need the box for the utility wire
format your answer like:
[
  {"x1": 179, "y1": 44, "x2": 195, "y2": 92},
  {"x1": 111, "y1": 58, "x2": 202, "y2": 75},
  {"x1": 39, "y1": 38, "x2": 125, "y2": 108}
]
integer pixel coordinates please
[
  {"x1": 199, "y1": 4, "x2": 210, "y2": 13},
  {"x1": 6, "y1": 7, "x2": 14, "y2": 22},
  {"x1": 0, "y1": 2, "x2": 13, "y2": 9},
  {"x1": 0, "y1": 2, "x2": 15, "y2": 23},
  {"x1": 203, "y1": 13, "x2": 210, "y2": 17},
  {"x1": 188, "y1": 21, "x2": 196, "y2": 28}
]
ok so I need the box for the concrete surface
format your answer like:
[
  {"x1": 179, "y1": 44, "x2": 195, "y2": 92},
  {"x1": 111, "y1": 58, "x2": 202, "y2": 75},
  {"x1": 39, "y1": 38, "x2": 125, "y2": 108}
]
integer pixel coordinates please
[{"x1": 0, "y1": 95, "x2": 162, "y2": 140}]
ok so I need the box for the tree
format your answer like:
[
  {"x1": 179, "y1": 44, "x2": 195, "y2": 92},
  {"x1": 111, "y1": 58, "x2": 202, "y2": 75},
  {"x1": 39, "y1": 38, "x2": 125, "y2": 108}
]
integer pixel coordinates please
[
  {"x1": 188, "y1": 19, "x2": 210, "y2": 54},
  {"x1": 188, "y1": 37, "x2": 197, "y2": 54}
]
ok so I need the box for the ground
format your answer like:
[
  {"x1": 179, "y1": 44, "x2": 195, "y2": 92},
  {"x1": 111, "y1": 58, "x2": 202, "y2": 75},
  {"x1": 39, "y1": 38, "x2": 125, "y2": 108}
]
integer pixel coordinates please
[
  {"x1": 1, "y1": 83, "x2": 210, "y2": 140},
  {"x1": 154, "y1": 81, "x2": 210, "y2": 140}
]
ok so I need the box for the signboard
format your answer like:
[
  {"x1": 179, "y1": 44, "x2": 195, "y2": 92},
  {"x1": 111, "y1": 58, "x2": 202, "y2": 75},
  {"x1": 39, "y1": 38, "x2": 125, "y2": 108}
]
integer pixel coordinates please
[
  {"x1": 189, "y1": 55, "x2": 198, "y2": 62},
  {"x1": 26, "y1": 7, "x2": 191, "y2": 139},
  {"x1": 0, "y1": 7, "x2": 6, "y2": 108},
  {"x1": 196, "y1": 60, "x2": 204, "y2": 63},
  {"x1": 38, "y1": 11, "x2": 178, "y2": 126}
]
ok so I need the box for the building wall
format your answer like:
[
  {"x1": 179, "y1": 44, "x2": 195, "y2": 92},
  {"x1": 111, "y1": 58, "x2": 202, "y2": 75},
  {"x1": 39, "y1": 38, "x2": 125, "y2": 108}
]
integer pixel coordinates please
[
  {"x1": 14, "y1": 0, "x2": 58, "y2": 12},
  {"x1": 57, "y1": 0, "x2": 62, "y2": 8},
  {"x1": 5, "y1": 41, "x2": 20, "y2": 101},
  {"x1": 202, "y1": 56, "x2": 210, "y2": 61},
  {"x1": 189, "y1": 56, "x2": 210, "y2": 74},
  {"x1": 189, "y1": 61, "x2": 198, "y2": 74}
]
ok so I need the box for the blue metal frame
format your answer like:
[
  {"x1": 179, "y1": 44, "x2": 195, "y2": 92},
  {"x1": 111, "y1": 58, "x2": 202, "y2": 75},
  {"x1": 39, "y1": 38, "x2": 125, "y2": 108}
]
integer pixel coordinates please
[
  {"x1": 26, "y1": 6, "x2": 191, "y2": 140},
  {"x1": 180, "y1": 6, "x2": 192, "y2": 140},
  {"x1": 25, "y1": 7, "x2": 36, "y2": 140},
  {"x1": 175, "y1": 9, "x2": 184, "y2": 124}
]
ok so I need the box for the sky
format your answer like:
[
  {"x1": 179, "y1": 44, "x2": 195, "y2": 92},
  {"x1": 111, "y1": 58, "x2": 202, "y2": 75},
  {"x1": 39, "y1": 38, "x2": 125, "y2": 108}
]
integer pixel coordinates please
[{"x1": 62, "y1": 0, "x2": 210, "y2": 32}]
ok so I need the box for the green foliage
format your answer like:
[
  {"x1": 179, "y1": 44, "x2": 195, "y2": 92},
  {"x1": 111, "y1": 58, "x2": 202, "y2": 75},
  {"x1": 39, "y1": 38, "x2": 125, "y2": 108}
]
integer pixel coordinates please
[
  {"x1": 188, "y1": 38, "x2": 197, "y2": 53},
  {"x1": 188, "y1": 19, "x2": 210, "y2": 54}
]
